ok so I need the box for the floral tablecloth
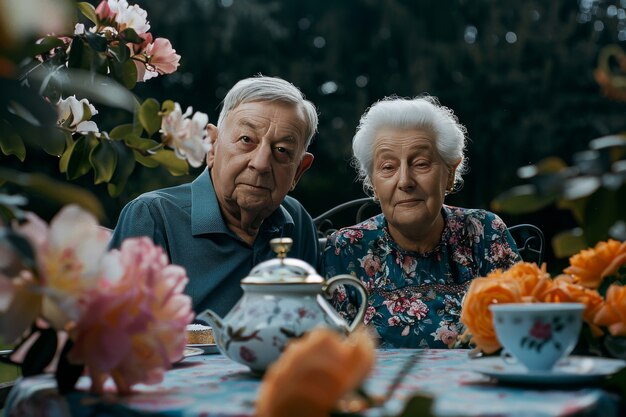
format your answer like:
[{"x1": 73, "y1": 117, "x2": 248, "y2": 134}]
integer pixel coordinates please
[{"x1": 3, "y1": 349, "x2": 621, "y2": 417}]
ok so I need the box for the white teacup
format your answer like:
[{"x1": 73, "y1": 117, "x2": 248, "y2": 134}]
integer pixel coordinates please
[{"x1": 489, "y1": 302, "x2": 585, "y2": 372}]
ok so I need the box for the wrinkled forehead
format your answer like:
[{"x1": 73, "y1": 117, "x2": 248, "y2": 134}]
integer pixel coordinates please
[{"x1": 219, "y1": 99, "x2": 305, "y2": 128}]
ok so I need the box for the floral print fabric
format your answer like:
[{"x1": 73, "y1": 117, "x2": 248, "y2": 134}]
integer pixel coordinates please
[{"x1": 322, "y1": 205, "x2": 521, "y2": 348}]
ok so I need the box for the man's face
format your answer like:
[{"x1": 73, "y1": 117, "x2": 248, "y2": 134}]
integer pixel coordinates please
[{"x1": 207, "y1": 101, "x2": 313, "y2": 235}]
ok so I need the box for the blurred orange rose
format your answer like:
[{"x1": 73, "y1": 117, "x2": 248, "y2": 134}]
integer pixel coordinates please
[
  {"x1": 460, "y1": 275, "x2": 523, "y2": 354},
  {"x1": 594, "y1": 284, "x2": 626, "y2": 337},
  {"x1": 536, "y1": 274, "x2": 605, "y2": 337},
  {"x1": 489, "y1": 261, "x2": 551, "y2": 300},
  {"x1": 564, "y1": 239, "x2": 626, "y2": 289},
  {"x1": 256, "y1": 327, "x2": 375, "y2": 417}
]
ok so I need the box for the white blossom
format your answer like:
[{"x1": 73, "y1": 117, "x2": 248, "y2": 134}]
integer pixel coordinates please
[{"x1": 160, "y1": 103, "x2": 211, "y2": 167}]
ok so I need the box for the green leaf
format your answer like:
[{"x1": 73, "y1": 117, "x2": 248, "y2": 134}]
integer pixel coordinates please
[
  {"x1": 396, "y1": 393, "x2": 436, "y2": 417},
  {"x1": 604, "y1": 367, "x2": 626, "y2": 401},
  {"x1": 89, "y1": 140, "x2": 118, "y2": 184},
  {"x1": 490, "y1": 185, "x2": 557, "y2": 215},
  {"x1": 120, "y1": 27, "x2": 143, "y2": 44},
  {"x1": 66, "y1": 135, "x2": 97, "y2": 180},
  {"x1": 121, "y1": 59, "x2": 137, "y2": 89},
  {"x1": 40, "y1": 128, "x2": 67, "y2": 157},
  {"x1": 0, "y1": 228, "x2": 37, "y2": 271},
  {"x1": 109, "y1": 123, "x2": 136, "y2": 139},
  {"x1": 30, "y1": 36, "x2": 66, "y2": 57},
  {"x1": 58, "y1": 133, "x2": 76, "y2": 173},
  {"x1": 139, "y1": 98, "x2": 162, "y2": 137},
  {"x1": 67, "y1": 36, "x2": 86, "y2": 68},
  {"x1": 21, "y1": 328, "x2": 57, "y2": 377},
  {"x1": 55, "y1": 339, "x2": 84, "y2": 395},
  {"x1": 551, "y1": 228, "x2": 587, "y2": 258},
  {"x1": 0, "y1": 168, "x2": 105, "y2": 221},
  {"x1": 0, "y1": 120, "x2": 26, "y2": 161},
  {"x1": 133, "y1": 150, "x2": 160, "y2": 168},
  {"x1": 77, "y1": 2, "x2": 98, "y2": 25},
  {"x1": 161, "y1": 99, "x2": 176, "y2": 114},
  {"x1": 107, "y1": 141, "x2": 136, "y2": 197},
  {"x1": 517, "y1": 157, "x2": 568, "y2": 179},
  {"x1": 149, "y1": 149, "x2": 189, "y2": 176},
  {"x1": 108, "y1": 42, "x2": 130, "y2": 63},
  {"x1": 562, "y1": 176, "x2": 601, "y2": 201},
  {"x1": 582, "y1": 186, "x2": 626, "y2": 245},
  {"x1": 85, "y1": 32, "x2": 107, "y2": 53},
  {"x1": 123, "y1": 134, "x2": 160, "y2": 152}
]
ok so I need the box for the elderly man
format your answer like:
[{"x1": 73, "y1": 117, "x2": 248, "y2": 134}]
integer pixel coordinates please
[{"x1": 110, "y1": 76, "x2": 319, "y2": 315}]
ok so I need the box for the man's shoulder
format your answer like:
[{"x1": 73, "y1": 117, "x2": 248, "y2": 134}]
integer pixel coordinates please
[
  {"x1": 280, "y1": 195, "x2": 310, "y2": 217},
  {"x1": 129, "y1": 182, "x2": 192, "y2": 207}
]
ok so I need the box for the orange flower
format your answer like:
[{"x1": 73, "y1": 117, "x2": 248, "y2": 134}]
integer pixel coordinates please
[
  {"x1": 460, "y1": 276, "x2": 524, "y2": 354},
  {"x1": 488, "y1": 261, "x2": 551, "y2": 300},
  {"x1": 536, "y1": 274, "x2": 605, "y2": 337},
  {"x1": 256, "y1": 327, "x2": 375, "y2": 417},
  {"x1": 564, "y1": 239, "x2": 626, "y2": 289},
  {"x1": 594, "y1": 284, "x2": 626, "y2": 337}
]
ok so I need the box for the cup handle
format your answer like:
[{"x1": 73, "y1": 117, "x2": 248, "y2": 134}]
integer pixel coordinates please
[
  {"x1": 500, "y1": 349, "x2": 517, "y2": 366},
  {"x1": 323, "y1": 274, "x2": 368, "y2": 333}
]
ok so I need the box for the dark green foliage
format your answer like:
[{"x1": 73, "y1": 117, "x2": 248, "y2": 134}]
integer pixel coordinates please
[{"x1": 4, "y1": 0, "x2": 626, "y2": 250}]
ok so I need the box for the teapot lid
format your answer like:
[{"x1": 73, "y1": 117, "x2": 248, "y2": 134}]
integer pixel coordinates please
[{"x1": 242, "y1": 238, "x2": 324, "y2": 284}]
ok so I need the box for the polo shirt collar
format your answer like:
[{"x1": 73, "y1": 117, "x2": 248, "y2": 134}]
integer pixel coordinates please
[{"x1": 191, "y1": 168, "x2": 294, "y2": 236}]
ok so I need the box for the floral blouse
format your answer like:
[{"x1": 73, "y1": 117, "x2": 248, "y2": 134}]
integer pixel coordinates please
[{"x1": 322, "y1": 205, "x2": 521, "y2": 349}]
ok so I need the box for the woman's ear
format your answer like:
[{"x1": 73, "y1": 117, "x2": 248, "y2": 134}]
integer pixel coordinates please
[
  {"x1": 447, "y1": 160, "x2": 461, "y2": 191},
  {"x1": 205, "y1": 124, "x2": 218, "y2": 168}
]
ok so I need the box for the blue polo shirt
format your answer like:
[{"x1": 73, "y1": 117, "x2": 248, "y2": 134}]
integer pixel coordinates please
[{"x1": 109, "y1": 168, "x2": 319, "y2": 316}]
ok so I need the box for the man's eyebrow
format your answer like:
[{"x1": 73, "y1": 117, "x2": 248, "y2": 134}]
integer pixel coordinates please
[{"x1": 237, "y1": 120, "x2": 258, "y2": 130}]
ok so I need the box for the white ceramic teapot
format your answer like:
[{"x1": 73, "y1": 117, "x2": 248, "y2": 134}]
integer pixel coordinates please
[{"x1": 196, "y1": 237, "x2": 368, "y2": 373}]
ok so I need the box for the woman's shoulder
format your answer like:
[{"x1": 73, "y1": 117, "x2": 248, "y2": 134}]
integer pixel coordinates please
[
  {"x1": 327, "y1": 213, "x2": 385, "y2": 243},
  {"x1": 444, "y1": 205, "x2": 506, "y2": 226}
]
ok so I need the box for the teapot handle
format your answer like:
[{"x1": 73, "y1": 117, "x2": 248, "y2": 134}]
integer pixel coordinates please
[{"x1": 323, "y1": 274, "x2": 368, "y2": 333}]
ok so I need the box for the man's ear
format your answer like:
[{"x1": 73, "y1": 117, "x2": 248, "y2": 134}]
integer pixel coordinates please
[
  {"x1": 290, "y1": 152, "x2": 314, "y2": 191},
  {"x1": 205, "y1": 124, "x2": 218, "y2": 168}
]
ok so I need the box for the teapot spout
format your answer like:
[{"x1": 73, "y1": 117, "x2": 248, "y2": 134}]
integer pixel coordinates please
[{"x1": 196, "y1": 309, "x2": 224, "y2": 342}]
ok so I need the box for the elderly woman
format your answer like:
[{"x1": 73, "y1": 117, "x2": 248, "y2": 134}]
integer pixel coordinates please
[{"x1": 322, "y1": 95, "x2": 521, "y2": 348}]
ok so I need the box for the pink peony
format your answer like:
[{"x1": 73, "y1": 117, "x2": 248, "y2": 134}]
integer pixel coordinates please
[
  {"x1": 68, "y1": 237, "x2": 193, "y2": 394},
  {"x1": 95, "y1": 0, "x2": 114, "y2": 21},
  {"x1": 14, "y1": 206, "x2": 110, "y2": 329},
  {"x1": 146, "y1": 38, "x2": 180, "y2": 75}
]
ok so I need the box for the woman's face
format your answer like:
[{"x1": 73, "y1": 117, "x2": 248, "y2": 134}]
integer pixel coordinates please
[{"x1": 371, "y1": 127, "x2": 455, "y2": 249}]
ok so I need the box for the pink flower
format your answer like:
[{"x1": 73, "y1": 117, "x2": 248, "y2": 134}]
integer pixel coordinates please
[
  {"x1": 96, "y1": 0, "x2": 150, "y2": 34},
  {"x1": 115, "y1": 2, "x2": 150, "y2": 34},
  {"x1": 95, "y1": 0, "x2": 114, "y2": 21},
  {"x1": 160, "y1": 102, "x2": 211, "y2": 167},
  {"x1": 146, "y1": 38, "x2": 180, "y2": 75},
  {"x1": 15, "y1": 206, "x2": 110, "y2": 328},
  {"x1": 240, "y1": 346, "x2": 257, "y2": 363},
  {"x1": 432, "y1": 322, "x2": 459, "y2": 348},
  {"x1": 359, "y1": 253, "x2": 381, "y2": 278},
  {"x1": 341, "y1": 229, "x2": 363, "y2": 243},
  {"x1": 133, "y1": 37, "x2": 180, "y2": 82},
  {"x1": 68, "y1": 237, "x2": 193, "y2": 394},
  {"x1": 529, "y1": 320, "x2": 552, "y2": 341},
  {"x1": 407, "y1": 299, "x2": 428, "y2": 319},
  {"x1": 363, "y1": 306, "x2": 376, "y2": 324}
]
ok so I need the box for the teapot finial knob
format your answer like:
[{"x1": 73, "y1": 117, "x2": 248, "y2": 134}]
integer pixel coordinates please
[{"x1": 270, "y1": 237, "x2": 293, "y2": 260}]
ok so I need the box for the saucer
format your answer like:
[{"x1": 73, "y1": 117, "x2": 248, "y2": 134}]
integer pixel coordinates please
[
  {"x1": 186, "y1": 343, "x2": 220, "y2": 355},
  {"x1": 174, "y1": 347, "x2": 204, "y2": 363},
  {"x1": 467, "y1": 355, "x2": 626, "y2": 385}
]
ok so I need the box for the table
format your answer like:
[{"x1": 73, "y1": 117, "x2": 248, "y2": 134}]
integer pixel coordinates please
[{"x1": 3, "y1": 349, "x2": 622, "y2": 417}]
